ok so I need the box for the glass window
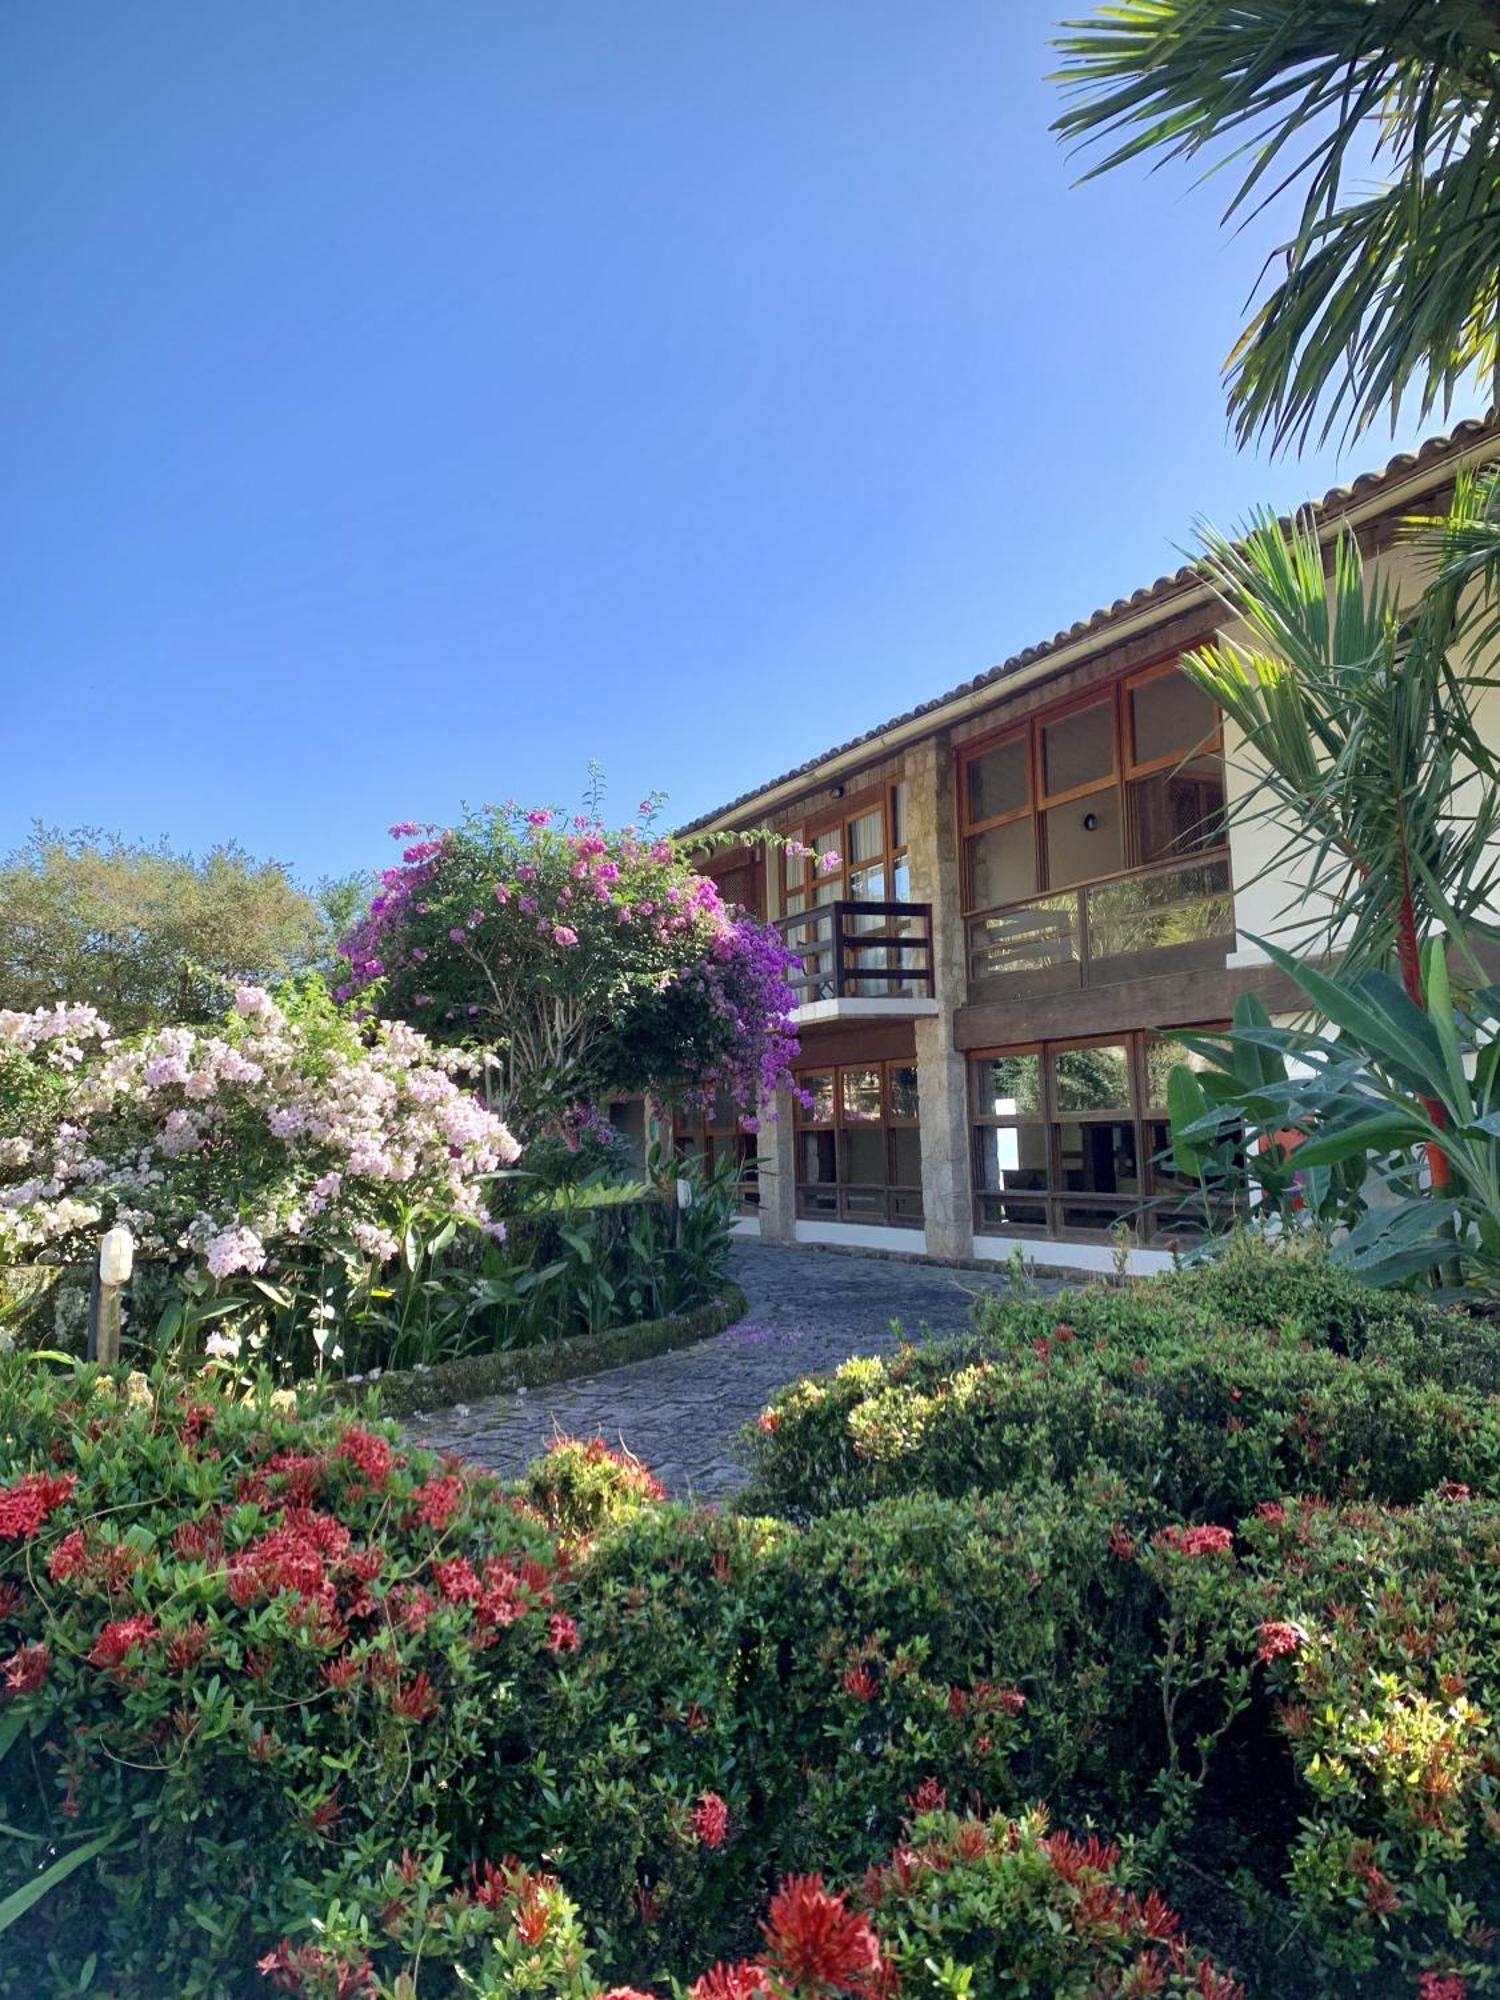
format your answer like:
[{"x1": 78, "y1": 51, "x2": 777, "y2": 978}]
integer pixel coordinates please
[
  {"x1": 1052, "y1": 1045, "x2": 1132, "y2": 1114},
  {"x1": 890, "y1": 782, "x2": 907, "y2": 851},
  {"x1": 1128, "y1": 758, "x2": 1226, "y2": 864},
  {"x1": 976, "y1": 1122, "x2": 1049, "y2": 1193},
  {"x1": 1043, "y1": 791, "x2": 1123, "y2": 889},
  {"x1": 846, "y1": 808, "x2": 885, "y2": 866},
  {"x1": 967, "y1": 738, "x2": 1028, "y2": 825},
  {"x1": 969, "y1": 821, "x2": 1038, "y2": 910},
  {"x1": 977, "y1": 1052, "x2": 1042, "y2": 1118},
  {"x1": 800, "y1": 1131, "x2": 838, "y2": 1184},
  {"x1": 888, "y1": 1064, "x2": 920, "y2": 1122},
  {"x1": 1042, "y1": 702, "x2": 1113, "y2": 797},
  {"x1": 891, "y1": 1125, "x2": 921, "y2": 1186},
  {"x1": 1130, "y1": 670, "x2": 1218, "y2": 768},
  {"x1": 845, "y1": 1127, "x2": 887, "y2": 1184},
  {"x1": 841, "y1": 1068, "x2": 883, "y2": 1122},
  {"x1": 801, "y1": 1072, "x2": 835, "y2": 1124},
  {"x1": 1056, "y1": 1119, "x2": 1141, "y2": 1195}
]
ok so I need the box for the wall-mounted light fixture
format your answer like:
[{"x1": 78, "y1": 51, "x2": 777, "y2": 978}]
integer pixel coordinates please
[
  {"x1": 1082, "y1": 811, "x2": 1099, "y2": 832},
  {"x1": 830, "y1": 783, "x2": 846, "y2": 799}
]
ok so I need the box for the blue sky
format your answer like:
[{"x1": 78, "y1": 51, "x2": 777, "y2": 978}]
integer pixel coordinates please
[{"x1": 1, "y1": 2, "x2": 1484, "y2": 887}]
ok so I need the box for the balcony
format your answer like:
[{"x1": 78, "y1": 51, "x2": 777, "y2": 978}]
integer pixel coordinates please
[
  {"x1": 775, "y1": 900, "x2": 938, "y2": 1024},
  {"x1": 965, "y1": 853, "x2": 1234, "y2": 998}
]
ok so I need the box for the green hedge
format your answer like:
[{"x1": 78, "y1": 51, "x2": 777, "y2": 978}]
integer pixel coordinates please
[
  {"x1": 326, "y1": 1283, "x2": 747, "y2": 1417},
  {"x1": 739, "y1": 1245, "x2": 1500, "y2": 1522}
]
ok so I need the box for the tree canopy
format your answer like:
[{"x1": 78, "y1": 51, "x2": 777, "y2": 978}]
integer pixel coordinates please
[{"x1": 0, "y1": 826, "x2": 344, "y2": 1030}]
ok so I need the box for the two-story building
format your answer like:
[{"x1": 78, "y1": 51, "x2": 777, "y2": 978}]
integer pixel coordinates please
[{"x1": 670, "y1": 417, "x2": 1500, "y2": 1277}]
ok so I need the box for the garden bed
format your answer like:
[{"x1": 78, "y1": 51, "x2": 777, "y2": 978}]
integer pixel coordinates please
[{"x1": 326, "y1": 1281, "x2": 748, "y2": 1417}]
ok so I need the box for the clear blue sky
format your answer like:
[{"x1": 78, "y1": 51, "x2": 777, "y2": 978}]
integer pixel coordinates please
[{"x1": 1, "y1": 2, "x2": 1485, "y2": 886}]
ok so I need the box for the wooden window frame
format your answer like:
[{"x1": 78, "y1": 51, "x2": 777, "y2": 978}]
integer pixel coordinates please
[
  {"x1": 968, "y1": 1028, "x2": 1230, "y2": 1244},
  {"x1": 785, "y1": 781, "x2": 911, "y2": 910},
  {"x1": 956, "y1": 657, "x2": 1228, "y2": 916},
  {"x1": 793, "y1": 1057, "x2": 923, "y2": 1227}
]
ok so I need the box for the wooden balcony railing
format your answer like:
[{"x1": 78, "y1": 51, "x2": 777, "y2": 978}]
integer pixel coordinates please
[
  {"x1": 775, "y1": 900, "x2": 936, "y2": 1006},
  {"x1": 966, "y1": 853, "x2": 1234, "y2": 996}
]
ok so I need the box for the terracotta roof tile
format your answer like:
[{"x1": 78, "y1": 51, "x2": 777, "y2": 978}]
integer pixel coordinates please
[{"x1": 677, "y1": 416, "x2": 1497, "y2": 836}]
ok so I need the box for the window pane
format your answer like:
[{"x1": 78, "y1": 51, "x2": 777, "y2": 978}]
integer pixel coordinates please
[
  {"x1": 799, "y1": 1072, "x2": 835, "y2": 1124},
  {"x1": 967, "y1": 738, "x2": 1028, "y2": 824},
  {"x1": 840, "y1": 1068, "x2": 883, "y2": 1122},
  {"x1": 1044, "y1": 791, "x2": 1122, "y2": 889},
  {"x1": 800, "y1": 1131, "x2": 838, "y2": 1183},
  {"x1": 1131, "y1": 670, "x2": 1217, "y2": 767},
  {"x1": 813, "y1": 828, "x2": 842, "y2": 883},
  {"x1": 785, "y1": 844, "x2": 805, "y2": 892},
  {"x1": 1128, "y1": 757, "x2": 1226, "y2": 864},
  {"x1": 976, "y1": 1053, "x2": 1042, "y2": 1118},
  {"x1": 845, "y1": 1127, "x2": 887, "y2": 1185},
  {"x1": 975, "y1": 1122, "x2": 1049, "y2": 1193},
  {"x1": 1056, "y1": 1119, "x2": 1141, "y2": 1195},
  {"x1": 1052, "y1": 1045, "x2": 1131, "y2": 1113},
  {"x1": 890, "y1": 782, "x2": 907, "y2": 851},
  {"x1": 978, "y1": 1192, "x2": 1047, "y2": 1231},
  {"x1": 889, "y1": 1064, "x2": 920, "y2": 1121},
  {"x1": 891, "y1": 1125, "x2": 922, "y2": 1187},
  {"x1": 1042, "y1": 702, "x2": 1113, "y2": 796},
  {"x1": 846, "y1": 809, "x2": 884, "y2": 866},
  {"x1": 968, "y1": 822, "x2": 1037, "y2": 910},
  {"x1": 1144, "y1": 1039, "x2": 1222, "y2": 1113}
]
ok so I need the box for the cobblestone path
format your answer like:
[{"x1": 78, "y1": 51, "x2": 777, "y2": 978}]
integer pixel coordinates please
[{"x1": 406, "y1": 1242, "x2": 1042, "y2": 1499}]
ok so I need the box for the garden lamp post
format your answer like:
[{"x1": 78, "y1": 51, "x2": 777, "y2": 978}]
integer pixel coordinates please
[{"x1": 88, "y1": 1224, "x2": 134, "y2": 1365}]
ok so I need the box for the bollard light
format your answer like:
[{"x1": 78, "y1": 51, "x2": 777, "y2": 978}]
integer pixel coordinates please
[
  {"x1": 99, "y1": 1224, "x2": 135, "y2": 1287},
  {"x1": 676, "y1": 1177, "x2": 693, "y2": 1211}
]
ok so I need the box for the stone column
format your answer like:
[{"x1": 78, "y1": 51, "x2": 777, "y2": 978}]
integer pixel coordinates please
[
  {"x1": 905, "y1": 732, "x2": 974, "y2": 1262},
  {"x1": 755, "y1": 1084, "x2": 798, "y2": 1244}
]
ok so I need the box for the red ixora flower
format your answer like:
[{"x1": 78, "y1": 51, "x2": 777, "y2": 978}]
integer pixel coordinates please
[
  {"x1": 0, "y1": 1471, "x2": 76, "y2": 1540},
  {"x1": 692, "y1": 1790, "x2": 730, "y2": 1849},
  {"x1": 1, "y1": 1642, "x2": 48, "y2": 1696},
  {"x1": 1255, "y1": 1621, "x2": 1303, "y2": 1664},
  {"x1": 1416, "y1": 1975, "x2": 1467, "y2": 2000},
  {"x1": 689, "y1": 1965, "x2": 769, "y2": 2000},
  {"x1": 256, "y1": 1939, "x2": 374, "y2": 1997},
  {"x1": 411, "y1": 1474, "x2": 466, "y2": 1531},
  {"x1": 1153, "y1": 1523, "x2": 1234, "y2": 1559},
  {"x1": 388, "y1": 1672, "x2": 441, "y2": 1722},
  {"x1": 335, "y1": 1426, "x2": 396, "y2": 1486},
  {"x1": 840, "y1": 1662, "x2": 878, "y2": 1703},
  {"x1": 908, "y1": 1776, "x2": 947, "y2": 1814},
  {"x1": 547, "y1": 1612, "x2": 580, "y2": 1653},
  {"x1": 760, "y1": 1873, "x2": 888, "y2": 1997},
  {"x1": 88, "y1": 1614, "x2": 158, "y2": 1673}
]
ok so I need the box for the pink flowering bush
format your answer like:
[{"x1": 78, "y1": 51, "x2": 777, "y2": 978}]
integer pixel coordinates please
[
  {"x1": 0, "y1": 979, "x2": 516, "y2": 1368},
  {"x1": 336, "y1": 799, "x2": 804, "y2": 1138}
]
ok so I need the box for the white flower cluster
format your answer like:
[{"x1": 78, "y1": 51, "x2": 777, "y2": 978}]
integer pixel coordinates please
[{"x1": 0, "y1": 987, "x2": 520, "y2": 1273}]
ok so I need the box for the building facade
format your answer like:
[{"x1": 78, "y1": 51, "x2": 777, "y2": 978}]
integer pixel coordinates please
[{"x1": 673, "y1": 419, "x2": 1500, "y2": 1277}]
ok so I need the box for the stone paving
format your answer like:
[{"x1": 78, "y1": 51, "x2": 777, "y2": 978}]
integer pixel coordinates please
[{"x1": 407, "y1": 1242, "x2": 1046, "y2": 1499}]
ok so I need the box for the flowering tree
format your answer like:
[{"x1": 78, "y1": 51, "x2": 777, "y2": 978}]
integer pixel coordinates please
[
  {"x1": 0, "y1": 981, "x2": 516, "y2": 1343},
  {"x1": 337, "y1": 797, "x2": 815, "y2": 1138}
]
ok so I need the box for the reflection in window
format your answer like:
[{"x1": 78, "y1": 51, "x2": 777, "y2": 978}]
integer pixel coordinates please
[
  {"x1": 1042, "y1": 702, "x2": 1113, "y2": 795},
  {"x1": 971, "y1": 1031, "x2": 1234, "y2": 1244},
  {"x1": 794, "y1": 1060, "x2": 924, "y2": 1226},
  {"x1": 1052, "y1": 1045, "x2": 1131, "y2": 1114}
]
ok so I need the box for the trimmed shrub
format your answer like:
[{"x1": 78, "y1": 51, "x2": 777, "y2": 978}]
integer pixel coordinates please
[
  {"x1": 275, "y1": 1813, "x2": 1243, "y2": 2000},
  {"x1": 741, "y1": 1316, "x2": 1500, "y2": 1525},
  {"x1": 1234, "y1": 1493, "x2": 1500, "y2": 1993}
]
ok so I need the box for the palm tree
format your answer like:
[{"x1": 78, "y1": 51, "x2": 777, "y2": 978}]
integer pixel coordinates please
[
  {"x1": 1052, "y1": 1, "x2": 1500, "y2": 450},
  {"x1": 1181, "y1": 465, "x2": 1500, "y2": 1182}
]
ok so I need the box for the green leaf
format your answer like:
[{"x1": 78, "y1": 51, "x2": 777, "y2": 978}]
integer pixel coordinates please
[{"x1": 0, "y1": 1827, "x2": 120, "y2": 1934}]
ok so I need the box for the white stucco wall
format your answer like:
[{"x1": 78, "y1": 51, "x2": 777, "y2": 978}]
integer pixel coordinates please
[{"x1": 1222, "y1": 540, "x2": 1500, "y2": 968}]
